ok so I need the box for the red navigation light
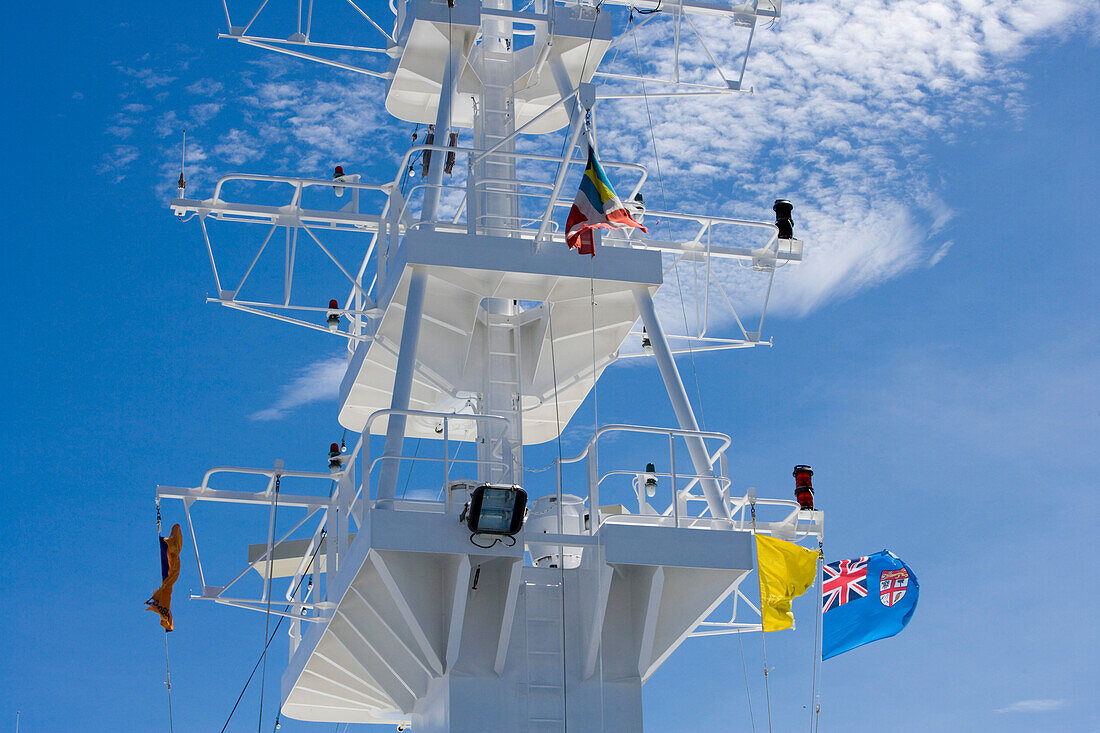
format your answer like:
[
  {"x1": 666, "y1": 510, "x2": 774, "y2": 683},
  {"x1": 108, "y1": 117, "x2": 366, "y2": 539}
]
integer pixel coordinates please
[
  {"x1": 793, "y1": 464, "x2": 814, "y2": 510},
  {"x1": 333, "y1": 165, "x2": 344, "y2": 178},
  {"x1": 329, "y1": 442, "x2": 341, "y2": 457},
  {"x1": 329, "y1": 299, "x2": 339, "y2": 309}
]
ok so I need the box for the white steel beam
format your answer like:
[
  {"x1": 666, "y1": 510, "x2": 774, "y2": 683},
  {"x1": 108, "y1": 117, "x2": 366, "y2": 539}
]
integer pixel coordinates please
[
  {"x1": 369, "y1": 552, "x2": 445, "y2": 675},
  {"x1": 445, "y1": 555, "x2": 472, "y2": 670},
  {"x1": 631, "y1": 285, "x2": 731, "y2": 520},
  {"x1": 375, "y1": 267, "x2": 429, "y2": 502},
  {"x1": 493, "y1": 559, "x2": 525, "y2": 675}
]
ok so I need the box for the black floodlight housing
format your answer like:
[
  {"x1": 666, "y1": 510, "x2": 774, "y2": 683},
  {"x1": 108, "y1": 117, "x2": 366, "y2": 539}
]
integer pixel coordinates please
[
  {"x1": 773, "y1": 199, "x2": 794, "y2": 240},
  {"x1": 465, "y1": 484, "x2": 527, "y2": 535}
]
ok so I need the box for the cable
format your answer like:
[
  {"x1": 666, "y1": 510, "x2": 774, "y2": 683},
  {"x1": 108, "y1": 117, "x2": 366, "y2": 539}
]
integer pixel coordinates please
[
  {"x1": 749, "y1": 502, "x2": 774, "y2": 733},
  {"x1": 737, "y1": 629, "x2": 757, "y2": 733},
  {"x1": 258, "y1": 475, "x2": 281, "y2": 732},
  {"x1": 401, "y1": 438, "x2": 422, "y2": 498},
  {"x1": 154, "y1": 499, "x2": 175, "y2": 733},
  {"x1": 469, "y1": 533, "x2": 517, "y2": 549},
  {"x1": 220, "y1": 529, "x2": 326, "y2": 733},
  {"x1": 632, "y1": 25, "x2": 707, "y2": 431},
  {"x1": 163, "y1": 630, "x2": 175, "y2": 733},
  {"x1": 808, "y1": 539, "x2": 824, "y2": 733}
]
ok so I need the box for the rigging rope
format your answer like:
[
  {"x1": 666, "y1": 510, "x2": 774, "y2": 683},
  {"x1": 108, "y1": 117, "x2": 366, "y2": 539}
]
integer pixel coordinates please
[
  {"x1": 750, "y1": 501, "x2": 775, "y2": 733},
  {"x1": 221, "y1": 527, "x2": 326, "y2": 733},
  {"x1": 808, "y1": 538, "x2": 823, "y2": 731},
  {"x1": 631, "y1": 24, "x2": 707, "y2": 432},
  {"x1": 258, "y1": 475, "x2": 281, "y2": 732},
  {"x1": 545, "y1": 301, "x2": 570, "y2": 733},
  {"x1": 737, "y1": 626, "x2": 757, "y2": 733},
  {"x1": 156, "y1": 498, "x2": 176, "y2": 733},
  {"x1": 163, "y1": 632, "x2": 175, "y2": 733}
]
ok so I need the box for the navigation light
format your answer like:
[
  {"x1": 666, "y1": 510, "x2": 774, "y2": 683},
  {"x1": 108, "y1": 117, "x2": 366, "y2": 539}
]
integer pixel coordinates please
[
  {"x1": 326, "y1": 299, "x2": 341, "y2": 331},
  {"x1": 333, "y1": 165, "x2": 345, "y2": 197},
  {"x1": 644, "y1": 462, "x2": 658, "y2": 497},
  {"x1": 773, "y1": 199, "x2": 794, "y2": 240},
  {"x1": 793, "y1": 464, "x2": 814, "y2": 510}
]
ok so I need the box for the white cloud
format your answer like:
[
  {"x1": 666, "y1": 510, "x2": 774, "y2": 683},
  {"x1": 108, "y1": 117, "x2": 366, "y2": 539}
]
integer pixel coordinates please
[
  {"x1": 595, "y1": 0, "x2": 1091, "y2": 318},
  {"x1": 928, "y1": 239, "x2": 953, "y2": 266},
  {"x1": 251, "y1": 355, "x2": 349, "y2": 421},
  {"x1": 187, "y1": 78, "x2": 225, "y2": 96},
  {"x1": 996, "y1": 699, "x2": 1067, "y2": 713},
  {"x1": 108, "y1": 0, "x2": 1093, "y2": 321}
]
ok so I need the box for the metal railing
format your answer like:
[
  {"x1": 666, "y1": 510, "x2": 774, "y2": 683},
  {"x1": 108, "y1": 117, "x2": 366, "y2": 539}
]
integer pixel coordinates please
[{"x1": 155, "y1": 411, "x2": 821, "y2": 655}]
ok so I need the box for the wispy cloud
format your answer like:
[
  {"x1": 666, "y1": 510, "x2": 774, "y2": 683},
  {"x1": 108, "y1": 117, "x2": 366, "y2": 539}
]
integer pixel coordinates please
[
  {"x1": 105, "y1": 0, "x2": 1094, "y2": 316},
  {"x1": 250, "y1": 355, "x2": 348, "y2": 421},
  {"x1": 996, "y1": 699, "x2": 1067, "y2": 713},
  {"x1": 598, "y1": 0, "x2": 1093, "y2": 318}
]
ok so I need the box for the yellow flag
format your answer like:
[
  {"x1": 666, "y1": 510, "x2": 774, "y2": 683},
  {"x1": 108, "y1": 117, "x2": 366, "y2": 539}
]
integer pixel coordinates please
[{"x1": 755, "y1": 533, "x2": 818, "y2": 633}]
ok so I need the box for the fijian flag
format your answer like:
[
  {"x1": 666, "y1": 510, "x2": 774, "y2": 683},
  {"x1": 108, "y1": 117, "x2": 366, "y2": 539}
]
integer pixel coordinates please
[
  {"x1": 565, "y1": 144, "x2": 646, "y2": 255},
  {"x1": 146, "y1": 523, "x2": 183, "y2": 632},
  {"x1": 822, "y1": 550, "x2": 919, "y2": 659}
]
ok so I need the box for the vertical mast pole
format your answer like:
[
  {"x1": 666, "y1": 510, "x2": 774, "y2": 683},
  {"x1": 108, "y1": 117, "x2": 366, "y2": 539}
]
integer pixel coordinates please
[
  {"x1": 376, "y1": 32, "x2": 464, "y2": 503},
  {"x1": 632, "y1": 285, "x2": 731, "y2": 520},
  {"x1": 421, "y1": 30, "x2": 464, "y2": 225}
]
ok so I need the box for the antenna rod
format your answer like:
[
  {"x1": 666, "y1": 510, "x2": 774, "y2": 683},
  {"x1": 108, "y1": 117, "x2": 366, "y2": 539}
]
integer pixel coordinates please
[{"x1": 177, "y1": 130, "x2": 187, "y2": 196}]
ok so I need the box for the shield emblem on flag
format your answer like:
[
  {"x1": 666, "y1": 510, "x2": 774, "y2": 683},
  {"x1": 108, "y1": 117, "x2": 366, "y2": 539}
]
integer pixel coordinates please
[{"x1": 879, "y1": 568, "x2": 909, "y2": 607}]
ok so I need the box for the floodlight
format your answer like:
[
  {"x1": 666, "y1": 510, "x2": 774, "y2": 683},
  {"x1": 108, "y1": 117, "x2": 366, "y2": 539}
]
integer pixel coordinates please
[{"x1": 465, "y1": 485, "x2": 527, "y2": 535}]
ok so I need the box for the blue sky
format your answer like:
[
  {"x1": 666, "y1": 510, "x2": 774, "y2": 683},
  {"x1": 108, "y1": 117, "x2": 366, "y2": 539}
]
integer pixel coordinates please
[{"x1": 0, "y1": 0, "x2": 1097, "y2": 731}]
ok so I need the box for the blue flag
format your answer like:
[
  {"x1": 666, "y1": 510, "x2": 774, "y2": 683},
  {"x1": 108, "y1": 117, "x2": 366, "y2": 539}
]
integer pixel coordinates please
[{"x1": 822, "y1": 550, "x2": 918, "y2": 660}]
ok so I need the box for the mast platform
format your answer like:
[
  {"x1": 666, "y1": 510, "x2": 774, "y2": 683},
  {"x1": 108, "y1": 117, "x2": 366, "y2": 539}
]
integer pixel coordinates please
[
  {"x1": 280, "y1": 506, "x2": 753, "y2": 728},
  {"x1": 339, "y1": 229, "x2": 662, "y2": 442}
]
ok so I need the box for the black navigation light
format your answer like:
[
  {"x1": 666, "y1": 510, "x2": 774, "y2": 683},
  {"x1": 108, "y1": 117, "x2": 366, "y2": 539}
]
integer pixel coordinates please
[
  {"x1": 465, "y1": 484, "x2": 527, "y2": 536},
  {"x1": 773, "y1": 199, "x2": 794, "y2": 240},
  {"x1": 793, "y1": 464, "x2": 814, "y2": 510},
  {"x1": 644, "y1": 462, "x2": 658, "y2": 497}
]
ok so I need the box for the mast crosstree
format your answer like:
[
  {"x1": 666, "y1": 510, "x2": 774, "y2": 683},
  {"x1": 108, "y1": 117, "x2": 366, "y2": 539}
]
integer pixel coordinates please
[{"x1": 160, "y1": 0, "x2": 823, "y2": 729}]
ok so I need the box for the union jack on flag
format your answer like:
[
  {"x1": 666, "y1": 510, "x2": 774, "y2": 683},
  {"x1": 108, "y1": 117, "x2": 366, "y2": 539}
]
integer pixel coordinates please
[{"x1": 822, "y1": 556, "x2": 869, "y2": 612}]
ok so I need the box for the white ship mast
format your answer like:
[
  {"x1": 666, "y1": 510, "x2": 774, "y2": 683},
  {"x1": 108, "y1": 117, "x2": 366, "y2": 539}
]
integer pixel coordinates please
[{"x1": 160, "y1": 0, "x2": 822, "y2": 729}]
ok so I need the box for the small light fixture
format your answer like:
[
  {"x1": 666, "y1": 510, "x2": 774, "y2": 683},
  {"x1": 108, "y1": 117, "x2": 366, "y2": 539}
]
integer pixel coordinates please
[
  {"x1": 329, "y1": 442, "x2": 343, "y2": 472},
  {"x1": 333, "y1": 165, "x2": 346, "y2": 197},
  {"x1": 465, "y1": 484, "x2": 527, "y2": 536},
  {"x1": 773, "y1": 199, "x2": 794, "y2": 240},
  {"x1": 422, "y1": 124, "x2": 435, "y2": 178},
  {"x1": 641, "y1": 327, "x2": 653, "y2": 356},
  {"x1": 444, "y1": 131, "x2": 459, "y2": 175},
  {"x1": 326, "y1": 299, "x2": 341, "y2": 331},
  {"x1": 644, "y1": 462, "x2": 658, "y2": 497},
  {"x1": 793, "y1": 464, "x2": 814, "y2": 510}
]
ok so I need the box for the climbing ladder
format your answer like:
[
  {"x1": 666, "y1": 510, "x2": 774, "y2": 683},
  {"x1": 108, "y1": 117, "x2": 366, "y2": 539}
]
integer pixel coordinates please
[
  {"x1": 523, "y1": 570, "x2": 568, "y2": 731},
  {"x1": 480, "y1": 301, "x2": 524, "y2": 485},
  {"x1": 474, "y1": 2, "x2": 518, "y2": 237}
]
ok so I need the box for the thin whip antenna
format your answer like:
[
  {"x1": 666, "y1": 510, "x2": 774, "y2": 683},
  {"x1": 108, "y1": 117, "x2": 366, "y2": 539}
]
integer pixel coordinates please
[{"x1": 178, "y1": 130, "x2": 187, "y2": 195}]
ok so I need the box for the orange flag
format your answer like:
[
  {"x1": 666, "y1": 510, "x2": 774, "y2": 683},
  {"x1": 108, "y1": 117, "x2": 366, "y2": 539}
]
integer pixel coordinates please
[{"x1": 146, "y1": 523, "x2": 183, "y2": 631}]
